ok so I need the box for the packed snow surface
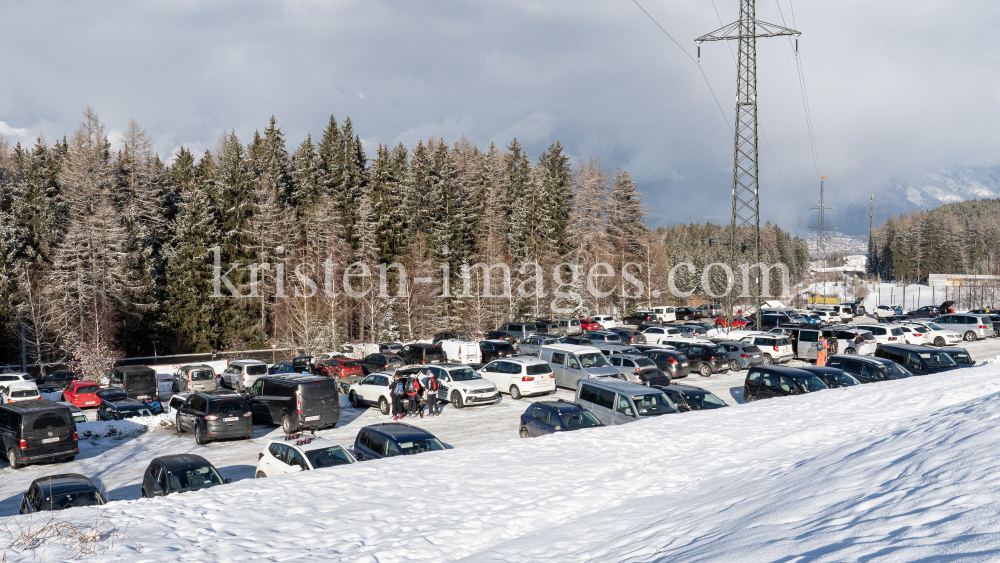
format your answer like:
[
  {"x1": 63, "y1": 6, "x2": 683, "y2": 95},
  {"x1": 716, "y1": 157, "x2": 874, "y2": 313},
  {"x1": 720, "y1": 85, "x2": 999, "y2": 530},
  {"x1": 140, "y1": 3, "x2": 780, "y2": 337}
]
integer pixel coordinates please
[{"x1": 6, "y1": 363, "x2": 1000, "y2": 561}]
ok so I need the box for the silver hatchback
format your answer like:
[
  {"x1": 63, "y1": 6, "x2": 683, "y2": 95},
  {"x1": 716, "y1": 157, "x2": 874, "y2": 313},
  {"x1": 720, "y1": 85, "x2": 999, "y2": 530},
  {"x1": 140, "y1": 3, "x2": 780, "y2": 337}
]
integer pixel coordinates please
[{"x1": 933, "y1": 314, "x2": 993, "y2": 341}]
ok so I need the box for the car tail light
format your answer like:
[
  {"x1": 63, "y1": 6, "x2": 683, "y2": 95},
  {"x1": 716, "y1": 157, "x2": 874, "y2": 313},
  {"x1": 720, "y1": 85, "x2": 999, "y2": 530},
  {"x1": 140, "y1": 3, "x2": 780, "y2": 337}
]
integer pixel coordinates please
[
  {"x1": 259, "y1": 453, "x2": 264, "y2": 461},
  {"x1": 889, "y1": 337, "x2": 897, "y2": 341},
  {"x1": 980, "y1": 325, "x2": 987, "y2": 329},
  {"x1": 296, "y1": 391, "x2": 302, "y2": 414},
  {"x1": 243, "y1": 412, "x2": 252, "y2": 417},
  {"x1": 741, "y1": 354, "x2": 751, "y2": 358},
  {"x1": 634, "y1": 367, "x2": 641, "y2": 373},
  {"x1": 19, "y1": 439, "x2": 26, "y2": 450},
  {"x1": 914, "y1": 333, "x2": 923, "y2": 337},
  {"x1": 522, "y1": 376, "x2": 535, "y2": 381},
  {"x1": 773, "y1": 346, "x2": 779, "y2": 352},
  {"x1": 205, "y1": 415, "x2": 219, "y2": 421},
  {"x1": 669, "y1": 357, "x2": 677, "y2": 364}
]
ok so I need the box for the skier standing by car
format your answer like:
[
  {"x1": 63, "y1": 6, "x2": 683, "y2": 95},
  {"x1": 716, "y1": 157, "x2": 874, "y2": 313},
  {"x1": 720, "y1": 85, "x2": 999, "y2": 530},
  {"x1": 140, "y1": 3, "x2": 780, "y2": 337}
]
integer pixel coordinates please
[
  {"x1": 422, "y1": 369, "x2": 441, "y2": 417},
  {"x1": 389, "y1": 375, "x2": 405, "y2": 420},
  {"x1": 406, "y1": 376, "x2": 421, "y2": 417}
]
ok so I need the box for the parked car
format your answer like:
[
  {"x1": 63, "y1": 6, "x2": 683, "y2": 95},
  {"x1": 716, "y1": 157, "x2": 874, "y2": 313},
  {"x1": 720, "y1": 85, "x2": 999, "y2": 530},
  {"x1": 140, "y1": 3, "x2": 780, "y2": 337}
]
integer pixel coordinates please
[
  {"x1": 557, "y1": 336, "x2": 593, "y2": 346},
  {"x1": 592, "y1": 315, "x2": 618, "y2": 329},
  {"x1": 824, "y1": 355, "x2": 912, "y2": 383},
  {"x1": 413, "y1": 363, "x2": 499, "y2": 409},
  {"x1": 814, "y1": 304, "x2": 854, "y2": 322},
  {"x1": 807, "y1": 310, "x2": 840, "y2": 323},
  {"x1": 933, "y1": 313, "x2": 993, "y2": 341},
  {"x1": 939, "y1": 347, "x2": 974, "y2": 368},
  {"x1": 855, "y1": 324, "x2": 906, "y2": 345},
  {"x1": 743, "y1": 365, "x2": 829, "y2": 402},
  {"x1": 713, "y1": 340, "x2": 765, "y2": 372},
  {"x1": 649, "y1": 306, "x2": 677, "y2": 323},
  {"x1": 611, "y1": 328, "x2": 646, "y2": 344},
  {"x1": 640, "y1": 326, "x2": 684, "y2": 345},
  {"x1": 95, "y1": 387, "x2": 128, "y2": 403},
  {"x1": 608, "y1": 354, "x2": 661, "y2": 383},
  {"x1": 622, "y1": 312, "x2": 656, "y2": 326},
  {"x1": 796, "y1": 366, "x2": 860, "y2": 389},
  {"x1": 400, "y1": 343, "x2": 445, "y2": 365},
  {"x1": 644, "y1": 349, "x2": 691, "y2": 378},
  {"x1": 909, "y1": 322, "x2": 964, "y2": 347},
  {"x1": 682, "y1": 342, "x2": 730, "y2": 376},
  {"x1": 353, "y1": 423, "x2": 446, "y2": 460},
  {"x1": 247, "y1": 375, "x2": 340, "y2": 433},
  {"x1": 575, "y1": 378, "x2": 677, "y2": 425},
  {"x1": 97, "y1": 399, "x2": 155, "y2": 421},
  {"x1": 660, "y1": 383, "x2": 728, "y2": 411},
  {"x1": 908, "y1": 306, "x2": 940, "y2": 319},
  {"x1": 57, "y1": 402, "x2": 88, "y2": 424},
  {"x1": 220, "y1": 359, "x2": 269, "y2": 392},
  {"x1": 61, "y1": 381, "x2": 101, "y2": 409},
  {"x1": 478, "y1": 358, "x2": 555, "y2": 399},
  {"x1": 141, "y1": 454, "x2": 231, "y2": 498},
  {"x1": 832, "y1": 328, "x2": 878, "y2": 355},
  {"x1": 871, "y1": 305, "x2": 895, "y2": 319},
  {"x1": 539, "y1": 344, "x2": 619, "y2": 389},
  {"x1": 438, "y1": 339, "x2": 482, "y2": 364},
  {"x1": 0, "y1": 375, "x2": 40, "y2": 404},
  {"x1": 0, "y1": 373, "x2": 35, "y2": 389},
  {"x1": 480, "y1": 340, "x2": 516, "y2": 362},
  {"x1": 20, "y1": 474, "x2": 107, "y2": 514},
  {"x1": 873, "y1": 344, "x2": 960, "y2": 375},
  {"x1": 358, "y1": 353, "x2": 406, "y2": 375},
  {"x1": 34, "y1": 370, "x2": 77, "y2": 389},
  {"x1": 268, "y1": 362, "x2": 296, "y2": 375},
  {"x1": 579, "y1": 319, "x2": 601, "y2": 332},
  {"x1": 893, "y1": 324, "x2": 932, "y2": 345},
  {"x1": 551, "y1": 318, "x2": 584, "y2": 336},
  {"x1": 0, "y1": 400, "x2": 79, "y2": 468},
  {"x1": 518, "y1": 400, "x2": 604, "y2": 437},
  {"x1": 517, "y1": 335, "x2": 562, "y2": 356},
  {"x1": 496, "y1": 322, "x2": 539, "y2": 342},
  {"x1": 674, "y1": 307, "x2": 699, "y2": 321},
  {"x1": 697, "y1": 303, "x2": 724, "y2": 318},
  {"x1": 255, "y1": 435, "x2": 356, "y2": 478},
  {"x1": 107, "y1": 365, "x2": 158, "y2": 402},
  {"x1": 347, "y1": 371, "x2": 423, "y2": 414},
  {"x1": 172, "y1": 364, "x2": 218, "y2": 393},
  {"x1": 431, "y1": 331, "x2": 464, "y2": 344},
  {"x1": 736, "y1": 335, "x2": 793, "y2": 364},
  {"x1": 317, "y1": 358, "x2": 364, "y2": 379},
  {"x1": 636, "y1": 369, "x2": 673, "y2": 388},
  {"x1": 769, "y1": 326, "x2": 837, "y2": 361},
  {"x1": 590, "y1": 344, "x2": 644, "y2": 357},
  {"x1": 583, "y1": 331, "x2": 623, "y2": 344},
  {"x1": 175, "y1": 391, "x2": 253, "y2": 444}
]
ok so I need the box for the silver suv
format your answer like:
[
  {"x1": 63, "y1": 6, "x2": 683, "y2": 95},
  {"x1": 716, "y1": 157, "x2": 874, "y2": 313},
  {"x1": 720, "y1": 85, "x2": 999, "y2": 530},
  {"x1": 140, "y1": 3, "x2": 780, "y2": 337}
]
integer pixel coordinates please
[
  {"x1": 933, "y1": 314, "x2": 993, "y2": 341},
  {"x1": 497, "y1": 322, "x2": 538, "y2": 343}
]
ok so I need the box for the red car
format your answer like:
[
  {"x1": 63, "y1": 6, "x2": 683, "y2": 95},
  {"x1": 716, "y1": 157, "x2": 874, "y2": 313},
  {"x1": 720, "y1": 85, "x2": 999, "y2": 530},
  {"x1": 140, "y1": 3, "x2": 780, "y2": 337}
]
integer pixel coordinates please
[
  {"x1": 62, "y1": 380, "x2": 102, "y2": 409},
  {"x1": 319, "y1": 359, "x2": 364, "y2": 378},
  {"x1": 580, "y1": 319, "x2": 601, "y2": 331},
  {"x1": 714, "y1": 316, "x2": 750, "y2": 328}
]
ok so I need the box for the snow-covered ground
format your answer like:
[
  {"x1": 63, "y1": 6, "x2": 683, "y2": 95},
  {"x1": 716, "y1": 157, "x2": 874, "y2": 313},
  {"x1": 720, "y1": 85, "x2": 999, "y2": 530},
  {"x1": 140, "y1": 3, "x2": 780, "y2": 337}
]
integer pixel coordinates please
[{"x1": 4, "y1": 339, "x2": 1000, "y2": 560}]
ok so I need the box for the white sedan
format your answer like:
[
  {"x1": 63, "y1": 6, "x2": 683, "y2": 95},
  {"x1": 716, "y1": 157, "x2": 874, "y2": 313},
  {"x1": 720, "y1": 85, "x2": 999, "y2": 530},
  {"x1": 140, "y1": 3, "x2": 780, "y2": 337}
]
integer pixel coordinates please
[
  {"x1": 641, "y1": 326, "x2": 683, "y2": 344},
  {"x1": 908, "y1": 322, "x2": 963, "y2": 347},
  {"x1": 255, "y1": 436, "x2": 356, "y2": 478}
]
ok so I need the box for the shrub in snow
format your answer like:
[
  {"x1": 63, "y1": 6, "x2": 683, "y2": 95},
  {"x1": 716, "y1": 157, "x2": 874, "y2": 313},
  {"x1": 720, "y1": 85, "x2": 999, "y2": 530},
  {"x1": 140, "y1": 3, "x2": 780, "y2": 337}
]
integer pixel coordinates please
[{"x1": 77, "y1": 412, "x2": 175, "y2": 439}]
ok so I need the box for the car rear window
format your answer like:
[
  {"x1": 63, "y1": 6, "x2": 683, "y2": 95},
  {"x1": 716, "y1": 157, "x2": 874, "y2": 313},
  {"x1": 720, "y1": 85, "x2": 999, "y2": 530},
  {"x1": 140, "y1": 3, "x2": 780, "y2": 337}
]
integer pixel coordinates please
[
  {"x1": 77, "y1": 385, "x2": 99, "y2": 394},
  {"x1": 25, "y1": 410, "x2": 72, "y2": 429},
  {"x1": 245, "y1": 365, "x2": 268, "y2": 376},
  {"x1": 209, "y1": 398, "x2": 248, "y2": 414},
  {"x1": 744, "y1": 346, "x2": 761, "y2": 354},
  {"x1": 301, "y1": 382, "x2": 339, "y2": 401},
  {"x1": 341, "y1": 361, "x2": 360, "y2": 368},
  {"x1": 634, "y1": 357, "x2": 656, "y2": 367},
  {"x1": 191, "y1": 369, "x2": 215, "y2": 381},
  {"x1": 12, "y1": 390, "x2": 38, "y2": 398},
  {"x1": 526, "y1": 364, "x2": 552, "y2": 375}
]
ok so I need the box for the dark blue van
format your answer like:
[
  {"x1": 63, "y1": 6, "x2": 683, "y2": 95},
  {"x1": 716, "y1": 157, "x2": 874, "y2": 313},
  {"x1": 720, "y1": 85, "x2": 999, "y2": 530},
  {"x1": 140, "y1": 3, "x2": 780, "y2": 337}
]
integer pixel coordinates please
[
  {"x1": 353, "y1": 423, "x2": 446, "y2": 461},
  {"x1": 874, "y1": 344, "x2": 960, "y2": 375}
]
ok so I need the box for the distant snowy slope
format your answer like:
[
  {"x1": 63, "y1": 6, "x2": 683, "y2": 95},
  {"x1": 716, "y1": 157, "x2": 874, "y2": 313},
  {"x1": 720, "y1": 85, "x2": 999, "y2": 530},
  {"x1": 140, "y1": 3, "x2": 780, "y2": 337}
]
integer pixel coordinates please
[{"x1": 8, "y1": 367, "x2": 1000, "y2": 561}]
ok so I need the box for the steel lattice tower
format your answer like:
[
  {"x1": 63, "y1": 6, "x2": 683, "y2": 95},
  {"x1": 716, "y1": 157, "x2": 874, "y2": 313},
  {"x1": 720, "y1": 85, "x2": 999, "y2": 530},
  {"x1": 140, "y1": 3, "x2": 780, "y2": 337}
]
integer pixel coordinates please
[{"x1": 697, "y1": 0, "x2": 799, "y2": 325}]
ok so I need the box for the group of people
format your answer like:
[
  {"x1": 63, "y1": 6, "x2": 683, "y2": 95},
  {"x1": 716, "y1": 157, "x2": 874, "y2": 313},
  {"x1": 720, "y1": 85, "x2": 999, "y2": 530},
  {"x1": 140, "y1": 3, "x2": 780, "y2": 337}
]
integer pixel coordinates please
[{"x1": 388, "y1": 369, "x2": 442, "y2": 420}]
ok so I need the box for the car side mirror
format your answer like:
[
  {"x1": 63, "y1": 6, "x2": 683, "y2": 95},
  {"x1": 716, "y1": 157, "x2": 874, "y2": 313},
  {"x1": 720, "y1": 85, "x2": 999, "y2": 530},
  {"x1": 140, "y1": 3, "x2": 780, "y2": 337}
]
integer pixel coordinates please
[{"x1": 224, "y1": 478, "x2": 233, "y2": 484}]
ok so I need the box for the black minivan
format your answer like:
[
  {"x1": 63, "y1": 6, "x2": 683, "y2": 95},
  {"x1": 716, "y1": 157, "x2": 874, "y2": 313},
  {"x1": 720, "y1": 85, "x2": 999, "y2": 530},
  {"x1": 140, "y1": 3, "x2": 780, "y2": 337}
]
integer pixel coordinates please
[
  {"x1": 743, "y1": 365, "x2": 829, "y2": 402},
  {"x1": 825, "y1": 355, "x2": 912, "y2": 383},
  {"x1": 108, "y1": 365, "x2": 158, "y2": 402},
  {"x1": 874, "y1": 344, "x2": 960, "y2": 375},
  {"x1": 246, "y1": 374, "x2": 340, "y2": 433},
  {"x1": 0, "y1": 400, "x2": 79, "y2": 469}
]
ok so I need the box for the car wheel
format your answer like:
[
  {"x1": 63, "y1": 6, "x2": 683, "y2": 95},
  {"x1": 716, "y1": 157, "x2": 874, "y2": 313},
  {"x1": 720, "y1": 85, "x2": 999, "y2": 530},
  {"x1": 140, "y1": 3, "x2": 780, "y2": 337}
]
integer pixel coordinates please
[
  {"x1": 195, "y1": 425, "x2": 206, "y2": 446},
  {"x1": 699, "y1": 364, "x2": 712, "y2": 377},
  {"x1": 378, "y1": 397, "x2": 390, "y2": 415},
  {"x1": 7, "y1": 448, "x2": 21, "y2": 469},
  {"x1": 281, "y1": 415, "x2": 294, "y2": 434},
  {"x1": 175, "y1": 413, "x2": 184, "y2": 433},
  {"x1": 350, "y1": 392, "x2": 362, "y2": 408},
  {"x1": 255, "y1": 471, "x2": 267, "y2": 479},
  {"x1": 172, "y1": 382, "x2": 179, "y2": 393},
  {"x1": 519, "y1": 427, "x2": 530, "y2": 438},
  {"x1": 64, "y1": 455, "x2": 75, "y2": 462},
  {"x1": 452, "y1": 392, "x2": 465, "y2": 409},
  {"x1": 744, "y1": 393, "x2": 758, "y2": 403},
  {"x1": 845, "y1": 347, "x2": 856, "y2": 355},
  {"x1": 729, "y1": 360, "x2": 741, "y2": 372},
  {"x1": 964, "y1": 331, "x2": 976, "y2": 342},
  {"x1": 934, "y1": 337, "x2": 945, "y2": 347},
  {"x1": 509, "y1": 385, "x2": 522, "y2": 400},
  {"x1": 762, "y1": 354, "x2": 773, "y2": 365}
]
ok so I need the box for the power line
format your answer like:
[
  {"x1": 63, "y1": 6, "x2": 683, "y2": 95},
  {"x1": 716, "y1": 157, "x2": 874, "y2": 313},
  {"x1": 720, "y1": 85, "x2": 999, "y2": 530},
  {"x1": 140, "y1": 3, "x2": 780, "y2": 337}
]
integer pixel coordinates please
[{"x1": 773, "y1": 0, "x2": 822, "y2": 179}]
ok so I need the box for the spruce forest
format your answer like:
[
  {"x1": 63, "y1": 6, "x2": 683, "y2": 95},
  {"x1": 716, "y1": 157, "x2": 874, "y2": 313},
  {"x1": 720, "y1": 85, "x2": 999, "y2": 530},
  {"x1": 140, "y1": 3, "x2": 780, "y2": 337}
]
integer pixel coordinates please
[{"x1": 0, "y1": 108, "x2": 811, "y2": 366}]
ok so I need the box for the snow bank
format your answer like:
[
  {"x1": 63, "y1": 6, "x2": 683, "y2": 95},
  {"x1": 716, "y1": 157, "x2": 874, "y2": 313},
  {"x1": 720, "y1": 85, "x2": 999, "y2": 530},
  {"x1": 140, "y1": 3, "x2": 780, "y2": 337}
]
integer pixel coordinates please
[
  {"x1": 8, "y1": 365, "x2": 1000, "y2": 561},
  {"x1": 40, "y1": 391, "x2": 62, "y2": 402},
  {"x1": 76, "y1": 412, "x2": 174, "y2": 440}
]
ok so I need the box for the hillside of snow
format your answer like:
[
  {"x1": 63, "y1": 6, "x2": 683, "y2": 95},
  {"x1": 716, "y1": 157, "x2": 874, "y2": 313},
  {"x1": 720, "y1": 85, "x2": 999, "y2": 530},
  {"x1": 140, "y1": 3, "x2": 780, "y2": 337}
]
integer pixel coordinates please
[{"x1": 6, "y1": 364, "x2": 1000, "y2": 561}]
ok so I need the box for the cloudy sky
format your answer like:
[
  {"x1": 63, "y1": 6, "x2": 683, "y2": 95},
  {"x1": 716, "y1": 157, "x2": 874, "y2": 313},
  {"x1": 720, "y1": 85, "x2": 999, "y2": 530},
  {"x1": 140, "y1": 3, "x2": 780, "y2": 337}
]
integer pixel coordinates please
[{"x1": 1, "y1": 0, "x2": 998, "y2": 234}]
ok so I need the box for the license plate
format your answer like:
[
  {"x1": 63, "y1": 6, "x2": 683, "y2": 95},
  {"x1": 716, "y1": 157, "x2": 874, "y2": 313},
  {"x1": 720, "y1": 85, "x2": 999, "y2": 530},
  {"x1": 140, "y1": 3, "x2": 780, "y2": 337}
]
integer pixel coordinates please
[
  {"x1": 138, "y1": 395, "x2": 149, "y2": 400},
  {"x1": 681, "y1": 363, "x2": 688, "y2": 367},
  {"x1": 85, "y1": 401, "x2": 95, "y2": 405},
  {"x1": 41, "y1": 437, "x2": 59, "y2": 444},
  {"x1": 223, "y1": 417, "x2": 238, "y2": 422},
  {"x1": 305, "y1": 415, "x2": 320, "y2": 421}
]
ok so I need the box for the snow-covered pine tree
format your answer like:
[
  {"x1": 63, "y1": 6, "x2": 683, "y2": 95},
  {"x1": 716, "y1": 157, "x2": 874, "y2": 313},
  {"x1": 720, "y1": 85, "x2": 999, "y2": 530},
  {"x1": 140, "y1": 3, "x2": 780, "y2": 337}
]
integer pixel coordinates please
[
  {"x1": 505, "y1": 139, "x2": 532, "y2": 259},
  {"x1": 291, "y1": 134, "x2": 322, "y2": 212},
  {"x1": 537, "y1": 141, "x2": 573, "y2": 256}
]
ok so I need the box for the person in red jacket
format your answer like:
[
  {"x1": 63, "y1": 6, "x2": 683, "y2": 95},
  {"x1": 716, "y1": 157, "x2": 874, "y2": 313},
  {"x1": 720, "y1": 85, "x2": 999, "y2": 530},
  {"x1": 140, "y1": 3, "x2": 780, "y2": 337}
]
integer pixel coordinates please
[
  {"x1": 406, "y1": 376, "x2": 421, "y2": 418},
  {"x1": 422, "y1": 370, "x2": 441, "y2": 417}
]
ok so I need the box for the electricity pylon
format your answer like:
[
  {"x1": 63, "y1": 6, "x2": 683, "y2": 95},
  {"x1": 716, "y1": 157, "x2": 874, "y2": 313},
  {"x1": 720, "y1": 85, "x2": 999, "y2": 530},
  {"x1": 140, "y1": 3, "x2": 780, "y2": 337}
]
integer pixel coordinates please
[
  {"x1": 697, "y1": 0, "x2": 799, "y2": 327},
  {"x1": 809, "y1": 176, "x2": 835, "y2": 292}
]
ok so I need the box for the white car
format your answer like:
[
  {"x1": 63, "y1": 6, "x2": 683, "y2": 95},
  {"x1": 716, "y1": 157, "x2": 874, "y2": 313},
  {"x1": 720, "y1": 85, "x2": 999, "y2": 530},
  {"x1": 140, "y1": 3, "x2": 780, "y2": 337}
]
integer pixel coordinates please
[
  {"x1": 650, "y1": 306, "x2": 677, "y2": 323},
  {"x1": 404, "y1": 364, "x2": 499, "y2": 409},
  {"x1": 737, "y1": 334, "x2": 794, "y2": 364},
  {"x1": 255, "y1": 435, "x2": 356, "y2": 478},
  {"x1": 439, "y1": 339, "x2": 482, "y2": 364},
  {"x1": 478, "y1": 357, "x2": 556, "y2": 399},
  {"x1": 831, "y1": 328, "x2": 878, "y2": 355},
  {"x1": 593, "y1": 315, "x2": 618, "y2": 329},
  {"x1": 896, "y1": 324, "x2": 931, "y2": 345},
  {"x1": 641, "y1": 326, "x2": 684, "y2": 344},
  {"x1": 855, "y1": 324, "x2": 905, "y2": 345},
  {"x1": 347, "y1": 372, "x2": 396, "y2": 414},
  {"x1": 807, "y1": 310, "x2": 840, "y2": 323},
  {"x1": 1, "y1": 382, "x2": 40, "y2": 403},
  {"x1": 871, "y1": 305, "x2": 895, "y2": 319},
  {"x1": 909, "y1": 322, "x2": 963, "y2": 347}
]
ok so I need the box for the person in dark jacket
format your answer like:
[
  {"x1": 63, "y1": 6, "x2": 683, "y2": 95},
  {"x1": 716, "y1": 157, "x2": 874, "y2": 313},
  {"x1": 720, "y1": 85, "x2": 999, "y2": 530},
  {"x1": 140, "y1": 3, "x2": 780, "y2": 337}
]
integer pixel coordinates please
[
  {"x1": 406, "y1": 377, "x2": 421, "y2": 417},
  {"x1": 422, "y1": 369, "x2": 441, "y2": 416},
  {"x1": 389, "y1": 375, "x2": 405, "y2": 420}
]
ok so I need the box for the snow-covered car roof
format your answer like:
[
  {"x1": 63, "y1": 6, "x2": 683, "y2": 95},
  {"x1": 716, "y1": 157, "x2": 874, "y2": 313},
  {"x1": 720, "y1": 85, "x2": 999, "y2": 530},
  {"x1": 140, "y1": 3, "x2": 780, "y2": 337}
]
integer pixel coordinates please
[{"x1": 269, "y1": 435, "x2": 347, "y2": 453}]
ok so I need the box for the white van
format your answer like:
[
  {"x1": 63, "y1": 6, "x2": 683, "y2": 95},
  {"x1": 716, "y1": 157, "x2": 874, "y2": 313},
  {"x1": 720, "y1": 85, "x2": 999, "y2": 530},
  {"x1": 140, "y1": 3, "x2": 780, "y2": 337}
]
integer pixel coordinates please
[
  {"x1": 221, "y1": 360, "x2": 269, "y2": 391},
  {"x1": 539, "y1": 344, "x2": 619, "y2": 389},
  {"x1": 650, "y1": 306, "x2": 677, "y2": 322},
  {"x1": 340, "y1": 343, "x2": 381, "y2": 360},
  {"x1": 815, "y1": 304, "x2": 853, "y2": 322},
  {"x1": 439, "y1": 339, "x2": 482, "y2": 364}
]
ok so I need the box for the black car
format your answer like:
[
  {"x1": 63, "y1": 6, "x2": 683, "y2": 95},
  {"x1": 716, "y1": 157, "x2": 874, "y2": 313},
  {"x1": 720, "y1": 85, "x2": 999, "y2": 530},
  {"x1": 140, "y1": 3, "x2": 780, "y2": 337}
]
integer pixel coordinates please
[
  {"x1": 825, "y1": 354, "x2": 912, "y2": 383},
  {"x1": 400, "y1": 343, "x2": 445, "y2": 365},
  {"x1": 108, "y1": 365, "x2": 158, "y2": 403},
  {"x1": 675, "y1": 307, "x2": 699, "y2": 320},
  {"x1": 0, "y1": 400, "x2": 79, "y2": 469},
  {"x1": 20, "y1": 474, "x2": 107, "y2": 514},
  {"x1": 743, "y1": 365, "x2": 829, "y2": 402},
  {"x1": 660, "y1": 383, "x2": 729, "y2": 411},
  {"x1": 359, "y1": 353, "x2": 406, "y2": 375},
  {"x1": 480, "y1": 340, "x2": 515, "y2": 362},
  {"x1": 622, "y1": 312, "x2": 656, "y2": 325},
  {"x1": 174, "y1": 391, "x2": 253, "y2": 445},
  {"x1": 635, "y1": 369, "x2": 672, "y2": 388},
  {"x1": 940, "y1": 347, "x2": 974, "y2": 368},
  {"x1": 555, "y1": 336, "x2": 593, "y2": 347},
  {"x1": 797, "y1": 366, "x2": 860, "y2": 388},
  {"x1": 680, "y1": 343, "x2": 729, "y2": 377},
  {"x1": 96, "y1": 387, "x2": 129, "y2": 403},
  {"x1": 432, "y1": 331, "x2": 463, "y2": 344},
  {"x1": 142, "y1": 454, "x2": 231, "y2": 498},
  {"x1": 246, "y1": 374, "x2": 340, "y2": 433},
  {"x1": 518, "y1": 400, "x2": 603, "y2": 438},
  {"x1": 34, "y1": 370, "x2": 77, "y2": 390},
  {"x1": 353, "y1": 423, "x2": 446, "y2": 460},
  {"x1": 746, "y1": 314, "x2": 791, "y2": 331},
  {"x1": 873, "y1": 344, "x2": 960, "y2": 375},
  {"x1": 908, "y1": 306, "x2": 940, "y2": 319},
  {"x1": 611, "y1": 329, "x2": 645, "y2": 344},
  {"x1": 97, "y1": 399, "x2": 156, "y2": 421},
  {"x1": 483, "y1": 331, "x2": 515, "y2": 343},
  {"x1": 644, "y1": 349, "x2": 691, "y2": 378}
]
